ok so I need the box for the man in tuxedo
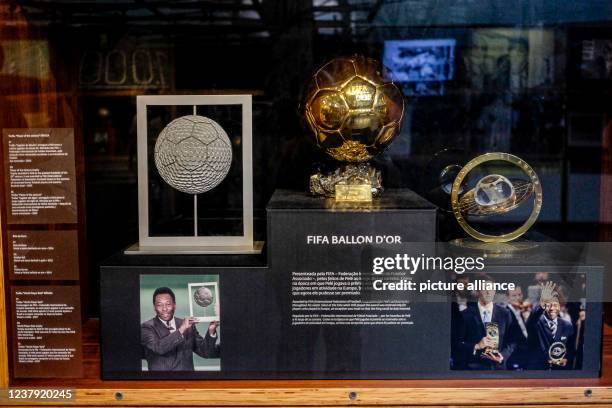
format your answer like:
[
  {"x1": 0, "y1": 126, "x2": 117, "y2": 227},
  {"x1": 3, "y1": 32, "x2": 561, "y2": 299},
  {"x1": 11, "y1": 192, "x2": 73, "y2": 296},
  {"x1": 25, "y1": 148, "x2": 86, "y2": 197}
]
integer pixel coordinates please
[
  {"x1": 526, "y1": 281, "x2": 574, "y2": 369},
  {"x1": 455, "y1": 275, "x2": 517, "y2": 370},
  {"x1": 141, "y1": 287, "x2": 220, "y2": 371}
]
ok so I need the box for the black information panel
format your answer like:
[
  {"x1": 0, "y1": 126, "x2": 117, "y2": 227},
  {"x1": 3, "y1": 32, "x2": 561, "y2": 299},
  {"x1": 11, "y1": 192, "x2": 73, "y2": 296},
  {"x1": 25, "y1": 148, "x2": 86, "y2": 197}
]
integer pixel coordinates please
[{"x1": 100, "y1": 189, "x2": 603, "y2": 379}]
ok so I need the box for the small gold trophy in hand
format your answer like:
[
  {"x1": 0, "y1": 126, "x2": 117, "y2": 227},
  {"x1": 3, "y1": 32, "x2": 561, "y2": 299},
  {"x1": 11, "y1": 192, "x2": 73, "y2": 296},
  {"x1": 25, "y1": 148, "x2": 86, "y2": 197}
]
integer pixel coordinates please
[
  {"x1": 481, "y1": 322, "x2": 502, "y2": 362},
  {"x1": 548, "y1": 342, "x2": 567, "y2": 367}
]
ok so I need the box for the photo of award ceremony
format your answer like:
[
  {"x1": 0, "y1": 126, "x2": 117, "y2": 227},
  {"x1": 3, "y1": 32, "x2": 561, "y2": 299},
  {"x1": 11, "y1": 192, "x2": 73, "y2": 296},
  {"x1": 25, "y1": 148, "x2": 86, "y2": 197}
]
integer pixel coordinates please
[{"x1": 451, "y1": 272, "x2": 587, "y2": 371}]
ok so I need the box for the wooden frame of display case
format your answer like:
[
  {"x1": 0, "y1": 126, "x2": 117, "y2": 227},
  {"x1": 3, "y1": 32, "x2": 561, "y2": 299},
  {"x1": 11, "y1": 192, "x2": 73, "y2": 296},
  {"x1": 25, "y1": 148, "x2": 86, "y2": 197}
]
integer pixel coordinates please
[
  {"x1": 0, "y1": 282, "x2": 611, "y2": 406},
  {"x1": 1, "y1": 7, "x2": 612, "y2": 408}
]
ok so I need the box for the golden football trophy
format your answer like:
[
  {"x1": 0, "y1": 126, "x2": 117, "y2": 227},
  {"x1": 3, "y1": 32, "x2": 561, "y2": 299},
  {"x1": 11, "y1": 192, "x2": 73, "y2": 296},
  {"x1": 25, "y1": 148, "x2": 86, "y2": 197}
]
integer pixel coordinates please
[
  {"x1": 303, "y1": 56, "x2": 404, "y2": 201},
  {"x1": 450, "y1": 152, "x2": 543, "y2": 250}
]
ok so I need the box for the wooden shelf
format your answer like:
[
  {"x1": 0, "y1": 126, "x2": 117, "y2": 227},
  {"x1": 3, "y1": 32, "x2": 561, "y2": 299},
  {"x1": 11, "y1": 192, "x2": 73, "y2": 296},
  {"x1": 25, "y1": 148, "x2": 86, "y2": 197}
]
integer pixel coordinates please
[{"x1": 3, "y1": 319, "x2": 612, "y2": 406}]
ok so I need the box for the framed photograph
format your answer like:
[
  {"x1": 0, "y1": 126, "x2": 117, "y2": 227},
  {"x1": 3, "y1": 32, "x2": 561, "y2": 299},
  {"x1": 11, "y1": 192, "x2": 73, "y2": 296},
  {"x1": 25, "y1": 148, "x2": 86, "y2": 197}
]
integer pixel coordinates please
[
  {"x1": 383, "y1": 38, "x2": 456, "y2": 96},
  {"x1": 139, "y1": 274, "x2": 221, "y2": 373},
  {"x1": 450, "y1": 271, "x2": 590, "y2": 372}
]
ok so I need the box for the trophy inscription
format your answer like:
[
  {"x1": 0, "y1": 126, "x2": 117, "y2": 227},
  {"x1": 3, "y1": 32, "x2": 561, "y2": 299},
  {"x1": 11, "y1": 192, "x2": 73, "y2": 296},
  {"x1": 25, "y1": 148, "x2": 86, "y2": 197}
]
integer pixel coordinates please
[{"x1": 334, "y1": 184, "x2": 372, "y2": 202}]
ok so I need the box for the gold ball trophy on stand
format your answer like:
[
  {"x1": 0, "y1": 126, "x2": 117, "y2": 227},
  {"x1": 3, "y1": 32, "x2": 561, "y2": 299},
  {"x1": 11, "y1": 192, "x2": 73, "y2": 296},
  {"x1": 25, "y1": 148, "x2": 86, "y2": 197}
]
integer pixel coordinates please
[
  {"x1": 303, "y1": 56, "x2": 404, "y2": 202},
  {"x1": 450, "y1": 152, "x2": 543, "y2": 253}
]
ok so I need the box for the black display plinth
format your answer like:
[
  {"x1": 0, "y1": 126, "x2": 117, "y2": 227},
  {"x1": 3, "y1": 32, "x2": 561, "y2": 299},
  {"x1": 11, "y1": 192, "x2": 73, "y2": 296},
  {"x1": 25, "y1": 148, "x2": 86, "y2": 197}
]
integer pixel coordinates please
[
  {"x1": 99, "y1": 189, "x2": 602, "y2": 380},
  {"x1": 99, "y1": 253, "x2": 272, "y2": 380},
  {"x1": 267, "y1": 189, "x2": 439, "y2": 375},
  {"x1": 267, "y1": 188, "x2": 438, "y2": 267}
]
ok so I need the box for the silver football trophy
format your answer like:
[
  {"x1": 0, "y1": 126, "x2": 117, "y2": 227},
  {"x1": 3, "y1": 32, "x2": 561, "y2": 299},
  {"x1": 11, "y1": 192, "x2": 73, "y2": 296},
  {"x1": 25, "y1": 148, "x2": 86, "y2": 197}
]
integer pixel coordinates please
[
  {"x1": 127, "y1": 95, "x2": 261, "y2": 254},
  {"x1": 154, "y1": 114, "x2": 232, "y2": 236}
]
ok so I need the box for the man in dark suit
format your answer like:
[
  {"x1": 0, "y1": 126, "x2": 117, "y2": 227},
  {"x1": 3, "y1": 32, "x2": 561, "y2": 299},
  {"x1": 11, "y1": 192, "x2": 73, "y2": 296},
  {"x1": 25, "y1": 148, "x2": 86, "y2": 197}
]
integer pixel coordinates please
[
  {"x1": 526, "y1": 281, "x2": 574, "y2": 370},
  {"x1": 141, "y1": 287, "x2": 220, "y2": 371},
  {"x1": 455, "y1": 275, "x2": 517, "y2": 370},
  {"x1": 505, "y1": 286, "x2": 530, "y2": 369}
]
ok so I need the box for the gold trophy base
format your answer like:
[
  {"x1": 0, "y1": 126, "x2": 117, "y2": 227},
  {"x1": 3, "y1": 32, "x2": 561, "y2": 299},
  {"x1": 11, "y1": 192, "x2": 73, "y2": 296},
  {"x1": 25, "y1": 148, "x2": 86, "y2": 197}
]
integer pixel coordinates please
[{"x1": 309, "y1": 163, "x2": 382, "y2": 202}]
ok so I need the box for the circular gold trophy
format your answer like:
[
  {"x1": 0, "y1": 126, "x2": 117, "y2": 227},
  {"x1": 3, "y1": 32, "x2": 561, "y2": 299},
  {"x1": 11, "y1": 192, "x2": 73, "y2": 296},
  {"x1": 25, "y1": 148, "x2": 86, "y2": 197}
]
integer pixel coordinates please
[
  {"x1": 450, "y1": 152, "x2": 542, "y2": 250},
  {"x1": 548, "y1": 341, "x2": 568, "y2": 366},
  {"x1": 303, "y1": 56, "x2": 404, "y2": 201}
]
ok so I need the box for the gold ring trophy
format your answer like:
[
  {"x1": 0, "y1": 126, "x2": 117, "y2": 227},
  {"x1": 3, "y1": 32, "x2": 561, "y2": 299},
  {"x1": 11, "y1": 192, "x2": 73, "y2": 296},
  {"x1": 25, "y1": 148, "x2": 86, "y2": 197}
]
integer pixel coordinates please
[
  {"x1": 302, "y1": 56, "x2": 404, "y2": 202},
  {"x1": 548, "y1": 341, "x2": 568, "y2": 366},
  {"x1": 450, "y1": 152, "x2": 543, "y2": 252}
]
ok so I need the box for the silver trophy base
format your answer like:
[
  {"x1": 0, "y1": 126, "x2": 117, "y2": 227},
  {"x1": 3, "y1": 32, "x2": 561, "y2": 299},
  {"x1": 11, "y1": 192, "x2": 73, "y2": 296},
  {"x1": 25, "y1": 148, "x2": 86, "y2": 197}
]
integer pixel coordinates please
[{"x1": 124, "y1": 241, "x2": 264, "y2": 255}]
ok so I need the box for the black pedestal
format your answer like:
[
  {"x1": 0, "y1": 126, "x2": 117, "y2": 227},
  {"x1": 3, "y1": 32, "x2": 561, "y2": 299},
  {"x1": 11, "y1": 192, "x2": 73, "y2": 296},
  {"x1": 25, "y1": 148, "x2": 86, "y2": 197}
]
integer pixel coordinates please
[{"x1": 99, "y1": 189, "x2": 602, "y2": 380}]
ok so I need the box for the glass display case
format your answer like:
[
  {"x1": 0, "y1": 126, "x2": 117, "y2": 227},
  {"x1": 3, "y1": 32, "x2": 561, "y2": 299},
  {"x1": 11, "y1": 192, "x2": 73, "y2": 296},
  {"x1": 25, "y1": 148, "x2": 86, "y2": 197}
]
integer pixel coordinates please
[{"x1": 1, "y1": 0, "x2": 612, "y2": 405}]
